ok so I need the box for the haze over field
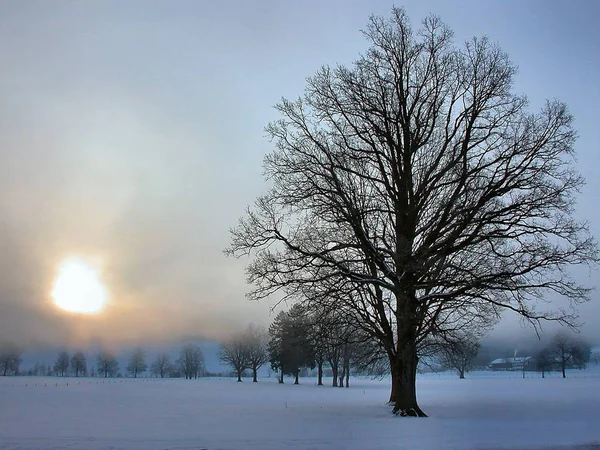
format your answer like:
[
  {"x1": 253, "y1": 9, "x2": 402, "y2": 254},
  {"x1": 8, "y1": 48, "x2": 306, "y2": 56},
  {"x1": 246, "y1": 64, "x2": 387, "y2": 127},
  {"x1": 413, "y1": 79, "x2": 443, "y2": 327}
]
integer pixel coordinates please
[{"x1": 1, "y1": 0, "x2": 599, "y2": 350}]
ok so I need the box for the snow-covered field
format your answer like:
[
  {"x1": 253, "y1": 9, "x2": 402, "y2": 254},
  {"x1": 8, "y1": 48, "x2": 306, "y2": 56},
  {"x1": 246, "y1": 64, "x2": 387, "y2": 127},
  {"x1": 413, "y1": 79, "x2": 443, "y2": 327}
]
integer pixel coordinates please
[{"x1": 1, "y1": 371, "x2": 599, "y2": 450}]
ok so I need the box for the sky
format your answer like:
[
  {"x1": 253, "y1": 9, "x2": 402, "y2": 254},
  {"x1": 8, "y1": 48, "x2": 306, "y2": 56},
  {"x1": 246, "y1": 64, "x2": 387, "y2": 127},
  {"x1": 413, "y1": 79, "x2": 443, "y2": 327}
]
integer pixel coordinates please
[{"x1": 1, "y1": 0, "x2": 599, "y2": 350}]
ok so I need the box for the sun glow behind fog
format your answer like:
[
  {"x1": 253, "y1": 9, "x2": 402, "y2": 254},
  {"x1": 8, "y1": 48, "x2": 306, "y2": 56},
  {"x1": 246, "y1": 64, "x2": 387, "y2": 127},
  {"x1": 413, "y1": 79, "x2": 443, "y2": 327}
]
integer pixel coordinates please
[{"x1": 52, "y1": 258, "x2": 108, "y2": 314}]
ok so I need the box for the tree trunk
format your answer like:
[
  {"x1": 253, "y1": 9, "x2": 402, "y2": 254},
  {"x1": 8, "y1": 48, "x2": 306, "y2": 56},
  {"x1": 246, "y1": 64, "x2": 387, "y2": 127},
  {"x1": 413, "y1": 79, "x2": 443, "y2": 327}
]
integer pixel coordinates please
[
  {"x1": 392, "y1": 340, "x2": 427, "y2": 417},
  {"x1": 252, "y1": 368, "x2": 258, "y2": 382},
  {"x1": 331, "y1": 365, "x2": 338, "y2": 387},
  {"x1": 344, "y1": 357, "x2": 350, "y2": 388},
  {"x1": 562, "y1": 361, "x2": 566, "y2": 378},
  {"x1": 459, "y1": 368, "x2": 465, "y2": 379},
  {"x1": 345, "y1": 368, "x2": 350, "y2": 388},
  {"x1": 388, "y1": 361, "x2": 398, "y2": 403},
  {"x1": 317, "y1": 361, "x2": 323, "y2": 386},
  {"x1": 279, "y1": 369, "x2": 284, "y2": 384},
  {"x1": 294, "y1": 371, "x2": 299, "y2": 385},
  {"x1": 237, "y1": 370, "x2": 242, "y2": 382}
]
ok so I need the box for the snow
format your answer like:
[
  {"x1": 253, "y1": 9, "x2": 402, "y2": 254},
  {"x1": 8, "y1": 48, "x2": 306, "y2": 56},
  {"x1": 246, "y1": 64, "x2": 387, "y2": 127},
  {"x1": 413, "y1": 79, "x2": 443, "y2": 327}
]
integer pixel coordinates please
[{"x1": 1, "y1": 370, "x2": 599, "y2": 450}]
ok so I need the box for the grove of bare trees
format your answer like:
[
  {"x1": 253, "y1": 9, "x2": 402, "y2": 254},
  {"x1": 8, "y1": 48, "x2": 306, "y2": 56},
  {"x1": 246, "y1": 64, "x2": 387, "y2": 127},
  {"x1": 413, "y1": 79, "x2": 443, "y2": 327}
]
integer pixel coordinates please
[
  {"x1": 71, "y1": 351, "x2": 87, "y2": 377},
  {"x1": 179, "y1": 343, "x2": 204, "y2": 379},
  {"x1": 0, "y1": 343, "x2": 21, "y2": 376},
  {"x1": 54, "y1": 351, "x2": 70, "y2": 377},
  {"x1": 151, "y1": 352, "x2": 171, "y2": 378},
  {"x1": 219, "y1": 324, "x2": 269, "y2": 382},
  {"x1": 227, "y1": 7, "x2": 597, "y2": 416},
  {"x1": 97, "y1": 351, "x2": 119, "y2": 378}
]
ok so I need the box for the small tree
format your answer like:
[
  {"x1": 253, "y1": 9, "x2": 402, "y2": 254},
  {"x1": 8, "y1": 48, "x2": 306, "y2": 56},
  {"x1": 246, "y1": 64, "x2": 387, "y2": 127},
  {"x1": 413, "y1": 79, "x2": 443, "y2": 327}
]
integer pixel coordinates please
[
  {"x1": 151, "y1": 352, "x2": 171, "y2": 378},
  {"x1": 536, "y1": 347, "x2": 554, "y2": 378},
  {"x1": 54, "y1": 351, "x2": 70, "y2": 377},
  {"x1": 219, "y1": 333, "x2": 249, "y2": 382},
  {"x1": 0, "y1": 343, "x2": 22, "y2": 376},
  {"x1": 550, "y1": 332, "x2": 590, "y2": 378},
  {"x1": 97, "y1": 351, "x2": 119, "y2": 378},
  {"x1": 246, "y1": 324, "x2": 269, "y2": 382},
  {"x1": 571, "y1": 340, "x2": 591, "y2": 369},
  {"x1": 439, "y1": 338, "x2": 480, "y2": 379},
  {"x1": 71, "y1": 352, "x2": 87, "y2": 377},
  {"x1": 127, "y1": 347, "x2": 147, "y2": 378}
]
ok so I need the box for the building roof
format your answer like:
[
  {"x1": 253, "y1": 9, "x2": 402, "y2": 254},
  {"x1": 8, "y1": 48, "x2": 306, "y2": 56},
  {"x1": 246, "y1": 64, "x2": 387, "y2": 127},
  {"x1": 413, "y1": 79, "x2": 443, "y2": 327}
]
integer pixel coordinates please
[{"x1": 490, "y1": 357, "x2": 532, "y2": 365}]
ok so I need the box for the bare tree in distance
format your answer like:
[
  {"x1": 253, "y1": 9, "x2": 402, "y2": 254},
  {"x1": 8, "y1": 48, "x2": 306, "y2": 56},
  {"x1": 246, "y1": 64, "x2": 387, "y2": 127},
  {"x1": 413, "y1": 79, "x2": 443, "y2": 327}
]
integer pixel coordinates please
[
  {"x1": 306, "y1": 310, "x2": 331, "y2": 386},
  {"x1": 536, "y1": 346, "x2": 554, "y2": 378},
  {"x1": 227, "y1": 7, "x2": 597, "y2": 416},
  {"x1": 179, "y1": 343, "x2": 204, "y2": 379},
  {"x1": 438, "y1": 337, "x2": 480, "y2": 379},
  {"x1": 219, "y1": 332, "x2": 250, "y2": 382},
  {"x1": 127, "y1": 347, "x2": 147, "y2": 378},
  {"x1": 97, "y1": 351, "x2": 119, "y2": 378},
  {"x1": 151, "y1": 352, "x2": 171, "y2": 378},
  {"x1": 71, "y1": 352, "x2": 87, "y2": 377},
  {"x1": 246, "y1": 324, "x2": 269, "y2": 382},
  {"x1": 54, "y1": 351, "x2": 70, "y2": 377},
  {"x1": 0, "y1": 343, "x2": 22, "y2": 376},
  {"x1": 550, "y1": 332, "x2": 590, "y2": 378}
]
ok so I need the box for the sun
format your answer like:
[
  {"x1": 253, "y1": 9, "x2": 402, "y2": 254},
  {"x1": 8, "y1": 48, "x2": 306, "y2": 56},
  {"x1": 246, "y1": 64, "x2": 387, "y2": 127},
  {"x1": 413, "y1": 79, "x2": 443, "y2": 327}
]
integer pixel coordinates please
[{"x1": 51, "y1": 258, "x2": 108, "y2": 314}]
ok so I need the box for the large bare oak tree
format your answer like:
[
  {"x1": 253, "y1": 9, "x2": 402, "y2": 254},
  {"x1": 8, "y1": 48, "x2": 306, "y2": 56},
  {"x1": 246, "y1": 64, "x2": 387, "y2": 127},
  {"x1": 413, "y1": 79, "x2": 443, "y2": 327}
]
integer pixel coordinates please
[{"x1": 227, "y1": 8, "x2": 597, "y2": 416}]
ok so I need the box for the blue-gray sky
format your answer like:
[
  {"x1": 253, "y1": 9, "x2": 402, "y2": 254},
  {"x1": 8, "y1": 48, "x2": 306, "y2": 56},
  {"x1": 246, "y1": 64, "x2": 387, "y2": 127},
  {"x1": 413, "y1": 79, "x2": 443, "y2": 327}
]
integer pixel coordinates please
[{"x1": 1, "y1": 0, "x2": 599, "y2": 348}]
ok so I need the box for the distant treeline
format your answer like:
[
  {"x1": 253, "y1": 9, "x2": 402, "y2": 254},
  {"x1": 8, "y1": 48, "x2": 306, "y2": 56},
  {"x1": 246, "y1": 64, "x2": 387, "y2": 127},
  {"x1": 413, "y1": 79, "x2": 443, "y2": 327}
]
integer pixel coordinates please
[{"x1": 0, "y1": 343, "x2": 212, "y2": 379}]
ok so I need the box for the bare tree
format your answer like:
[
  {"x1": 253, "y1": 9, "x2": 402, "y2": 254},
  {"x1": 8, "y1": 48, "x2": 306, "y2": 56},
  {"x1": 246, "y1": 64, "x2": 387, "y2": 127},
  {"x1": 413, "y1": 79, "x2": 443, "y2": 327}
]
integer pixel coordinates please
[
  {"x1": 306, "y1": 310, "x2": 331, "y2": 386},
  {"x1": 536, "y1": 347, "x2": 554, "y2": 378},
  {"x1": 127, "y1": 347, "x2": 147, "y2": 378},
  {"x1": 570, "y1": 339, "x2": 591, "y2": 369},
  {"x1": 219, "y1": 332, "x2": 250, "y2": 382},
  {"x1": 54, "y1": 351, "x2": 70, "y2": 377},
  {"x1": 151, "y1": 352, "x2": 171, "y2": 378},
  {"x1": 438, "y1": 337, "x2": 480, "y2": 379},
  {"x1": 227, "y1": 8, "x2": 597, "y2": 416},
  {"x1": 246, "y1": 324, "x2": 269, "y2": 382},
  {"x1": 0, "y1": 343, "x2": 22, "y2": 376},
  {"x1": 71, "y1": 352, "x2": 87, "y2": 377},
  {"x1": 550, "y1": 332, "x2": 590, "y2": 378},
  {"x1": 97, "y1": 351, "x2": 119, "y2": 378},
  {"x1": 179, "y1": 343, "x2": 204, "y2": 379}
]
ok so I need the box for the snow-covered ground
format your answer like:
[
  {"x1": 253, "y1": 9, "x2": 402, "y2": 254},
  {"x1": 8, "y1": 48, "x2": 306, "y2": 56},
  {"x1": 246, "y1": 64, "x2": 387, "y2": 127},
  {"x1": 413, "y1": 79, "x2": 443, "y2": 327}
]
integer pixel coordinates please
[{"x1": 1, "y1": 370, "x2": 599, "y2": 450}]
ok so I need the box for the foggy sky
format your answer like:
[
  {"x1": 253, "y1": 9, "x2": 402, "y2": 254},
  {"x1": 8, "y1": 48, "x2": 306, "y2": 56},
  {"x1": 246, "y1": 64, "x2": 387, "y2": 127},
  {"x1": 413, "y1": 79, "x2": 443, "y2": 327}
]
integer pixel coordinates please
[{"x1": 1, "y1": 0, "x2": 599, "y2": 350}]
